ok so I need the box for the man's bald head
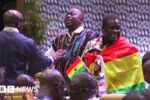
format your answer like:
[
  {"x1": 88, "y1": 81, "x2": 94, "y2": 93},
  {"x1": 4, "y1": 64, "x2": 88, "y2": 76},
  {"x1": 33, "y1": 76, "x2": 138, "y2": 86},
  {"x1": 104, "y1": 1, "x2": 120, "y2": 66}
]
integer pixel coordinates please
[
  {"x1": 15, "y1": 74, "x2": 35, "y2": 87},
  {"x1": 40, "y1": 69, "x2": 66, "y2": 100},
  {"x1": 69, "y1": 72, "x2": 97, "y2": 100},
  {"x1": 40, "y1": 69, "x2": 65, "y2": 86},
  {"x1": 68, "y1": 8, "x2": 84, "y2": 21},
  {"x1": 3, "y1": 10, "x2": 24, "y2": 32},
  {"x1": 64, "y1": 8, "x2": 84, "y2": 32},
  {"x1": 70, "y1": 8, "x2": 84, "y2": 20}
]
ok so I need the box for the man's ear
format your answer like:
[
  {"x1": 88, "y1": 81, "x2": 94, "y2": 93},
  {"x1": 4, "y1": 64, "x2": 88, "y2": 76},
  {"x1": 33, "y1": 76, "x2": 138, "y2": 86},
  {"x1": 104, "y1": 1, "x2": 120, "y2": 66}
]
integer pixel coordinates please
[
  {"x1": 16, "y1": 21, "x2": 21, "y2": 30},
  {"x1": 79, "y1": 16, "x2": 84, "y2": 25},
  {"x1": 17, "y1": 23, "x2": 21, "y2": 29}
]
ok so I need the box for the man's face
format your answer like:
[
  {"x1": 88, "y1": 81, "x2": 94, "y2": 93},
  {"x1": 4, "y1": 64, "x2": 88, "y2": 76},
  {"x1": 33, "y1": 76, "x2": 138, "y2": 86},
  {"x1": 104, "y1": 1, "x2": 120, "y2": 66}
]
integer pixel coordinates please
[
  {"x1": 103, "y1": 19, "x2": 121, "y2": 43},
  {"x1": 64, "y1": 8, "x2": 82, "y2": 29}
]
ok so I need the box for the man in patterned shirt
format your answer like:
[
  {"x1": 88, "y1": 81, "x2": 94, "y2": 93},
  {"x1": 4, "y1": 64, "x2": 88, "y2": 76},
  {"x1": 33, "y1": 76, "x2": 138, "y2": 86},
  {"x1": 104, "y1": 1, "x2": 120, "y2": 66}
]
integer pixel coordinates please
[{"x1": 46, "y1": 8, "x2": 99, "y2": 80}]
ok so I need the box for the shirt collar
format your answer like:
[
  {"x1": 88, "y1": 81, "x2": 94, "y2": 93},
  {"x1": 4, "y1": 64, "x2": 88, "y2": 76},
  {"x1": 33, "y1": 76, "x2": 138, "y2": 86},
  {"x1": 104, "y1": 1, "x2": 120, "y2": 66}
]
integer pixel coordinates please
[
  {"x1": 3, "y1": 27, "x2": 19, "y2": 33},
  {"x1": 74, "y1": 25, "x2": 84, "y2": 34},
  {"x1": 67, "y1": 25, "x2": 84, "y2": 38}
]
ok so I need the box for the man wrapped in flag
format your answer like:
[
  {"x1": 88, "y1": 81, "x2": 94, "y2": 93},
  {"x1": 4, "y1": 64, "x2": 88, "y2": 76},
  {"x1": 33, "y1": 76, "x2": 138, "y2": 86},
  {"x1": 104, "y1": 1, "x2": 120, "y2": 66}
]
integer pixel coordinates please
[{"x1": 83, "y1": 14, "x2": 145, "y2": 93}]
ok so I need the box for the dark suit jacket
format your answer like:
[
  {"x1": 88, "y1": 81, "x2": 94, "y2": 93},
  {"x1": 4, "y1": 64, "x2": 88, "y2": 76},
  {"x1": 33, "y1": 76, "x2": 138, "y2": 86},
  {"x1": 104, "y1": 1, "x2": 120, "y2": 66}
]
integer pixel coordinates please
[{"x1": 0, "y1": 31, "x2": 52, "y2": 85}]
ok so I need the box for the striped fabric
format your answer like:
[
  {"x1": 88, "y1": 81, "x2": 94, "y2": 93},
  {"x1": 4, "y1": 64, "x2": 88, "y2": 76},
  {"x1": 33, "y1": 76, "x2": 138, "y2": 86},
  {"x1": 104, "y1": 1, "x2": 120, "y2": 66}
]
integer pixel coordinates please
[
  {"x1": 83, "y1": 36, "x2": 145, "y2": 93},
  {"x1": 52, "y1": 29, "x2": 99, "y2": 74}
]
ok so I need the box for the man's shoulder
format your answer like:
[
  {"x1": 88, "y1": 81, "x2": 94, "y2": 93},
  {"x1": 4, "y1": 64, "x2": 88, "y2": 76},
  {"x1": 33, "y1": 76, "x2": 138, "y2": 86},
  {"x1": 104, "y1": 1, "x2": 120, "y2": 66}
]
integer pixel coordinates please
[
  {"x1": 0, "y1": 31, "x2": 27, "y2": 39},
  {"x1": 85, "y1": 29, "x2": 99, "y2": 35},
  {"x1": 0, "y1": 31, "x2": 7, "y2": 36},
  {"x1": 85, "y1": 29, "x2": 96, "y2": 33},
  {"x1": 9, "y1": 31, "x2": 35, "y2": 46},
  {"x1": 13, "y1": 32, "x2": 34, "y2": 44},
  {"x1": 120, "y1": 37, "x2": 137, "y2": 48},
  {"x1": 53, "y1": 34, "x2": 68, "y2": 41},
  {"x1": 84, "y1": 29, "x2": 100, "y2": 40}
]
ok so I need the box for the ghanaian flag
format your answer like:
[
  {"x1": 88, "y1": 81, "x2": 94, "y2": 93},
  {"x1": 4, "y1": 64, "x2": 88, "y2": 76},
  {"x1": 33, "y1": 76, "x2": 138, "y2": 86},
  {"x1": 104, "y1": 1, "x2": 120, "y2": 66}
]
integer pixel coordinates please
[
  {"x1": 83, "y1": 53, "x2": 96, "y2": 74},
  {"x1": 65, "y1": 56, "x2": 87, "y2": 80},
  {"x1": 100, "y1": 37, "x2": 145, "y2": 93},
  {"x1": 84, "y1": 37, "x2": 145, "y2": 93}
]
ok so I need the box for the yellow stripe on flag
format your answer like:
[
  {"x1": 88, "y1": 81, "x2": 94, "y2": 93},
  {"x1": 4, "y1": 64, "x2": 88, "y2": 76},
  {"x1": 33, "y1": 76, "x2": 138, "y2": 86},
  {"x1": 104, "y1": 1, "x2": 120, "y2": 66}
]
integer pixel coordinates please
[
  {"x1": 89, "y1": 63, "x2": 95, "y2": 74},
  {"x1": 105, "y1": 53, "x2": 144, "y2": 91},
  {"x1": 68, "y1": 62, "x2": 85, "y2": 78}
]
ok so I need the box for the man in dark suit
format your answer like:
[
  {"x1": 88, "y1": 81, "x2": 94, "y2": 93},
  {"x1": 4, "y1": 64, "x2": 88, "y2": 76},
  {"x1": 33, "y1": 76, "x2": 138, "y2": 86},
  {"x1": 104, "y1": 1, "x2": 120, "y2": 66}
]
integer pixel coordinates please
[{"x1": 0, "y1": 9, "x2": 66, "y2": 85}]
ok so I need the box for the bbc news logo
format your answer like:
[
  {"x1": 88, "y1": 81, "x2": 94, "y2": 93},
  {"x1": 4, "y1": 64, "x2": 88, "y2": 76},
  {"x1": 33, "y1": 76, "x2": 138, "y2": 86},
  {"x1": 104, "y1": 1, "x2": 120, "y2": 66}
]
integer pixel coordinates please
[{"x1": 0, "y1": 85, "x2": 38, "y2": 93}]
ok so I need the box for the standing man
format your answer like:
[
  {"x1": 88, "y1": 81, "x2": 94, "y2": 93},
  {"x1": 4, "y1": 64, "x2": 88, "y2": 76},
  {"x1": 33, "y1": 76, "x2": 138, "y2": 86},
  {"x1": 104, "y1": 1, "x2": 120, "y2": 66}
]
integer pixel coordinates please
[
  {"x1": 83, "y1": 14, "x2": 144, "y2": 93},
  {"x1": 46, "y1": 8, "x2": 99, "y2": 78},
  {"x1": 0, "y1": 10, "x2": 66, "y2": 85}
]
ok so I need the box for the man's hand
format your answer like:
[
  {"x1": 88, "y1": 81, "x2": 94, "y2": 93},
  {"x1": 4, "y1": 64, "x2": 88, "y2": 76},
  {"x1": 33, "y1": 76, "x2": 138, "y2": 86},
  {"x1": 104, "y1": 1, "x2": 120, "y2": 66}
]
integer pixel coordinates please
[{"x1": 51, "y1": 49, "x2": 66, "y2": 61}]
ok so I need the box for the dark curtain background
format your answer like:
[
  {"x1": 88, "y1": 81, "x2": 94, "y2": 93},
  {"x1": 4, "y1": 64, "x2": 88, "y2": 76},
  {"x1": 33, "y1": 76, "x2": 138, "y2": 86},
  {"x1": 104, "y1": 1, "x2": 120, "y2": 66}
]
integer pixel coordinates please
[{"x1": 0, "y1": 0, "x2": 16, "y2": 31}]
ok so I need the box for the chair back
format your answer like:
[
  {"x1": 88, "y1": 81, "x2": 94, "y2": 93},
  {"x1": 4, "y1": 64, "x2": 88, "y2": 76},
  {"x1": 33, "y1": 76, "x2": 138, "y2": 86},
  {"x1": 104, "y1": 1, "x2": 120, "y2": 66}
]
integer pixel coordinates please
[{"x1": 5, "y1": 92, "x2": 34, "y2": 100}]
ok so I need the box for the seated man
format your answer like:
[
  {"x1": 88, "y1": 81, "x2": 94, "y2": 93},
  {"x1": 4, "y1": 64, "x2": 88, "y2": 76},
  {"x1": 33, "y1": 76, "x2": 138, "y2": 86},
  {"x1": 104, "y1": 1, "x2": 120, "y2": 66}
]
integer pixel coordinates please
[
  {"x1": 83, "y1": 14, "x2": 144, "y2": 93},
  {"x1": 13, "y1": 74, "x2": 35, "y2": 100},
  {"x1": 68, "y1": 72, "x2": 97, "y2": 100},
  {"x1": 15, "y1": 74, "x2": 35, "y2": 87},
  {"x1": 38, "y1": 69, "x2": 66, "y2": 100}
]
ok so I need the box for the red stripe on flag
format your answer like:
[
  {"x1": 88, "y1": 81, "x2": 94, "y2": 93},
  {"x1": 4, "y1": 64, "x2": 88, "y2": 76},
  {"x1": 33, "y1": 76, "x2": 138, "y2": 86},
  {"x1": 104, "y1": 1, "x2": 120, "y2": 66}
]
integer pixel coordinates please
[
  {"x1": 102, "y1": 47, "x2": 138, "y2": 62},
  {"x1": 83, "y1": 53, "x2": 96, "y2": 68},
  {"x1": 66, "y1": 56, "x2": 81, "y2": 74}
]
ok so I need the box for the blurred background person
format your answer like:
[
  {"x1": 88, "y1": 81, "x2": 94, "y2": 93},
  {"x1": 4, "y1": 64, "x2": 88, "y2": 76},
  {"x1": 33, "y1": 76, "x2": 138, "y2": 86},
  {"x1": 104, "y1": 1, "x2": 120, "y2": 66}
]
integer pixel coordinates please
[
  {"x1": 38, "y1": 69, "x2": 66, "y2": 100},
  {"x1": 68, "y1": 72, "x2": 98, "y2": 100}
]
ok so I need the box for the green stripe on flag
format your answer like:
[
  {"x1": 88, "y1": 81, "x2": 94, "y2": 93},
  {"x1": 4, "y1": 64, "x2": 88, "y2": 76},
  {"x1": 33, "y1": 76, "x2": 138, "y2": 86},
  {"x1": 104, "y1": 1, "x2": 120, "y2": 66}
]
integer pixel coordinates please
[
  {"x1": 107, "y1": 82, "x2": 145, "y2": 94},
  {"x1": 105, "y1": 53, "x2": 144, "y2": 93},
  {"x1": 70, "y1": 65, "x2": 86, "y2": 80}
]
